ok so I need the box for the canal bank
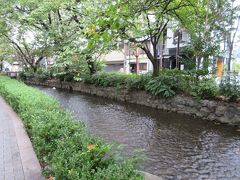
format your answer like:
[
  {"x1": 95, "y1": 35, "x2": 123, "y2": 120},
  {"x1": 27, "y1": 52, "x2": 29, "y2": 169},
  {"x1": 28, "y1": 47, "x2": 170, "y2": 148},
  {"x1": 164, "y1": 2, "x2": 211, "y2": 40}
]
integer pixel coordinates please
[
  {"x1": 25, "y1": 79, "x2": 240, "y2": 127},
  {"x1": 37, "y1": 84, "x2": 240, "y2": 179},
  {"x1": 1, "y1": 76, "x2": 162, "y2": 179}
]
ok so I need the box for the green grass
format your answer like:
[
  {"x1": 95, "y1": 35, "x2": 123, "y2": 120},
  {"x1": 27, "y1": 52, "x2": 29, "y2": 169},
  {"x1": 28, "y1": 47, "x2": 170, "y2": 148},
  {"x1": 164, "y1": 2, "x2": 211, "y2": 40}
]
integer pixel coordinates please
[{"x1": 0, "y1": 76, "x2": 143, "y2": 180}]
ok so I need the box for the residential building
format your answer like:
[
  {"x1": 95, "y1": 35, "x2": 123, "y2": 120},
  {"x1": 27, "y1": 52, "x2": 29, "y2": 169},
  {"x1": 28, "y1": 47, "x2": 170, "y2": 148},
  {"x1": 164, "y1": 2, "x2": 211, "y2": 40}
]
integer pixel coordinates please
[
  {"x1": 103, "y1": 41, "x2": 153, "y2": 74},
  {"x1": 103, "y1": 28, "x2": 190, "y2": 74}
]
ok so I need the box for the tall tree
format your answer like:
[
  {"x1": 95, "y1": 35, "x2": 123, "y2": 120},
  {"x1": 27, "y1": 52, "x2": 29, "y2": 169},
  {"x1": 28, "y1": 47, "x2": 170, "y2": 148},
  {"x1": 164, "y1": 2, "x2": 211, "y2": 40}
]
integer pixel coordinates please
[
  {"x1": 92, "y1": 0, "x2": 195, "y2": 76},
  {"x1": 180, "y1": 0, "x2": 240, "y2": 72}
]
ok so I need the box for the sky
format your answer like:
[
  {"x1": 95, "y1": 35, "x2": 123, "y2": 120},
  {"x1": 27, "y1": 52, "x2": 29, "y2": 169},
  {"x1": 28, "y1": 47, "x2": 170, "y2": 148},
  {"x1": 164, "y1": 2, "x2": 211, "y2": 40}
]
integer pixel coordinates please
[{"x1": 236, "y1": 0, "x2": 240, "y2": 5}]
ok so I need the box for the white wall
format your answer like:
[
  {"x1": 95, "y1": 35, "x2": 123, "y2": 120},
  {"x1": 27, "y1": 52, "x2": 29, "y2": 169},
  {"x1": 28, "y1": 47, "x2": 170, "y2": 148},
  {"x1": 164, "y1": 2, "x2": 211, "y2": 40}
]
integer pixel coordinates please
[{"x1": 166, "y1": 29, "x2": 190, "y2": 49}]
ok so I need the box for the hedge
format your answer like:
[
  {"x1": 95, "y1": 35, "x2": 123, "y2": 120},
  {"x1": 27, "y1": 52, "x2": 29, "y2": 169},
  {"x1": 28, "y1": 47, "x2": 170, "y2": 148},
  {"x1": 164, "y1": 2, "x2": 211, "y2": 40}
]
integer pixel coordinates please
[{"x1": 0, "y1": 76, "x2": 142, "y2": 180}]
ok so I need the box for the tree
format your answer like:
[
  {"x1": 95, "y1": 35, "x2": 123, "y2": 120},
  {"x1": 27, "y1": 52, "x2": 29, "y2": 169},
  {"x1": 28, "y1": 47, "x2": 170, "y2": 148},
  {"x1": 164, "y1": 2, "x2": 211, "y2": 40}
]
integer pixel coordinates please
[
  {"x1": 177, "y1": 0, "x2": 221, "y2": 71},
  {"x1": 0, "y1": 0, "x2": 86, "y2": 72},
  {"x1": 21, "y1": 0, "x2": 109, "y2": 75},
  {"x1": 219, "y1": 0, "x2": 240, "y2": 71},
  {"x1": 0, "y1": 0, "x2": 51, "y2": 71},
  {"x1": 182, "y1": 0, "x2": 240, "y2": 72},
  {"x1": 92, "y1": 0, "x2": 195, "y2": 76}
]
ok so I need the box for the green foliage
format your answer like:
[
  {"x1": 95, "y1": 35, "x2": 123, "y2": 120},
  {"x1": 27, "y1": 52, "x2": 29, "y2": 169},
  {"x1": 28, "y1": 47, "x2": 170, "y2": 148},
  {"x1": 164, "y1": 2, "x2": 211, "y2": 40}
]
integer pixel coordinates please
[
  {"x1": 82, "y1": 70, "x2": 221, "y2": 99},
  {"x1": 19, "y1": 70, "x2": 35, "y2": 80},
  {"x1": 19, "y1": 68, "x2": 51, "y2": 81},
  {"x1": 219, "y1": 72, "x2": 240, "y2": 101},
  {"x1": 34, "y1": 68, "x2": 50, "y2": 81},
  {"x1": 145, "y1": 74, "x2": 178, "y2": 98},
  {"x1": 83, "y1": 72, "x2": 152, "y2": 91},
  {"x1": 156, "y1": 69, "x2": 195, "y2": 95},
  {"x1": 191, "y1": 78, "x2": 218, "y2": 99},
  {"x1": 125, "y1": 73, "x2": 152, "y2": 90},
  {"x1": 0, "y1": 76, "x2": 143, "y2": 180},
  {"x1": 233, "y1": 61, "x2": 240, "y2": 72},
  {"x1": 54, "y1": 72, "x2": 74, "y2": 82}
]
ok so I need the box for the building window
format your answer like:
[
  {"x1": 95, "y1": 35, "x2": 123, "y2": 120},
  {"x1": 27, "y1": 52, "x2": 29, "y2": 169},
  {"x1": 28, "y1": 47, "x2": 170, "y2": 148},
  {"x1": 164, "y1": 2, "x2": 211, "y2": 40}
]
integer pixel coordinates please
[{"x1": 139, "y1": 63, "x2": 147, "y2": 70}]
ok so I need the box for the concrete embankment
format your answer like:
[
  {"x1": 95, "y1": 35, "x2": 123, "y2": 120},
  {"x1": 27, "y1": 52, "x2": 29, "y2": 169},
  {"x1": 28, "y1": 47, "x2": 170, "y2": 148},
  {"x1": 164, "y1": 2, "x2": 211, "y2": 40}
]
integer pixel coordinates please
[{"x1": 25, "y1": 79, "x2": 240, "y2": 127}]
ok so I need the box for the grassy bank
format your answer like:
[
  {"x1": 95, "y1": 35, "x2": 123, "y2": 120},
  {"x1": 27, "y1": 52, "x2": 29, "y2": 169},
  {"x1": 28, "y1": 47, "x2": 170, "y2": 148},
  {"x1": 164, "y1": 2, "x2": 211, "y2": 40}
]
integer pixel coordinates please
[{"x1": 0, "y1": 76, "x2": 142, "y2": 180}]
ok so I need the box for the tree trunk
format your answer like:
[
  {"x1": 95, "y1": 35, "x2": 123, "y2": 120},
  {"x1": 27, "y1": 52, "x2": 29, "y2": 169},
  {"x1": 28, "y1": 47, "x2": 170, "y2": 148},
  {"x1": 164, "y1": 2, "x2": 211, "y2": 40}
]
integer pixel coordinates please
[
  {"x1": 88, "y1": 61, "x2": 96, "y2": 75},
  {"x1": 87, "y1": 55, "x2": 96, "y2": 75},
  {"x1": 0, "y1": 59, "x2": 3, "y2": 72},
  {"x1": 32, "y1": 66, "x2": 37, "y2": 72},
  {"x1": 228, "y1": 49, "x2": 232, "y2": 71},
  {"x1": 141, "y1": 46, "x2": 159, "y2": 77},
  {"x1": 196, "y1": 56, "x2": 201, "y2": 70},
  {"x1": 152, "y1": 59, "x2": 159, "y2": 77}
]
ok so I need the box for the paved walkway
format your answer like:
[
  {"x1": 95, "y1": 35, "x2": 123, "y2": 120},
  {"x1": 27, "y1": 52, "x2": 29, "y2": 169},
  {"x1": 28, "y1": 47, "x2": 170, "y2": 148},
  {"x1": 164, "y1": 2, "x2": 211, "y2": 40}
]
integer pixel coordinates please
[{"x1": 0, "y1": 96, "x2": 43, "y2": 180}]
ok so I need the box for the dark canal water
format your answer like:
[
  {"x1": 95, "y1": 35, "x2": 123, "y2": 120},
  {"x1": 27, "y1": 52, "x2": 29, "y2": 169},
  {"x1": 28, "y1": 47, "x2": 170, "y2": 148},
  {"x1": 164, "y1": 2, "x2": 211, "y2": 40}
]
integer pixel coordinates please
[{"x1": 37, "y1": 86, "x2": 240, "y2": 179}]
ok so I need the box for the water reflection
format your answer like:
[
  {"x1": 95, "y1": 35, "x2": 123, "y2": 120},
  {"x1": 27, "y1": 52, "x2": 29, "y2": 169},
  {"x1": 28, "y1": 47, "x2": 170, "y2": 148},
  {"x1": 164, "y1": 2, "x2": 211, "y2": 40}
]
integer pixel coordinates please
[{"x1": 38, "y1": 86, "x2": 240, "y2": 179}]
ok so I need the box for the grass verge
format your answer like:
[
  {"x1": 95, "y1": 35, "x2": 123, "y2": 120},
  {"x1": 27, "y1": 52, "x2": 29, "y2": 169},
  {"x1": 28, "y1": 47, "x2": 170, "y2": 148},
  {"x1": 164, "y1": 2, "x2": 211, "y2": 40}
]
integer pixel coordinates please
[{"x1": 0, "y1": 76, "x2": 142, "y2": 180}]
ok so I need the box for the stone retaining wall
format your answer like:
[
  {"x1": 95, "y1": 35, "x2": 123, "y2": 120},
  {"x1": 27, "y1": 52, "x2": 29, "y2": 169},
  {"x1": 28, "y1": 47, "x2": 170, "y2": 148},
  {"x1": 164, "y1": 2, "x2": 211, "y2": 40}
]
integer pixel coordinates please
[{"x1": 25, "y1": 79, "x2": 240, "y2": 127}]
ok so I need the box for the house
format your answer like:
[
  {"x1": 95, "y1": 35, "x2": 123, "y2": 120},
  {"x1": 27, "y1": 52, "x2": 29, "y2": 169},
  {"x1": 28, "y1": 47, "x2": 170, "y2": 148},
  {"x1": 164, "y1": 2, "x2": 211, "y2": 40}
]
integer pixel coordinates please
[
  {"x1": 103, "y1": 41, "x2": 153, "y2": 74},
  {"x1": 162, "y1": 29, "x2": 190, "y2": 69},
  {"x1": 103, "y1": 28, "x2": 190, "y2": 74}
]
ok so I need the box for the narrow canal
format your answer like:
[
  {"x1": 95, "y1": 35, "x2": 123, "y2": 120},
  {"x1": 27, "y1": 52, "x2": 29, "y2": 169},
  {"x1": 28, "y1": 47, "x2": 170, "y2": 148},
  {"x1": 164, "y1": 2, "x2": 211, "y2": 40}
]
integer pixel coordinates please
[{"x1": 38, "y1": 86, "x2": 240, "y2": 179}]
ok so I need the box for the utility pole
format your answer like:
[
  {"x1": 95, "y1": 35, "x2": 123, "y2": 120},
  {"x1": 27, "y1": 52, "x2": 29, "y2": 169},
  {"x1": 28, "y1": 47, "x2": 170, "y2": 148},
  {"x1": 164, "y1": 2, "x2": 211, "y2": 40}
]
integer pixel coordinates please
[
  {"x1": 123, "y1": 40, "x2": 128, "y2": 73},
  {"x1": 176, "y1": 30, "x2": 181, "y2": 69},
  {"x1": 135, "y1": 48, "x2": 140, "y2": 74},
  {"x1": 228, "y1": 0, "x2": 234, "y2": 71}
]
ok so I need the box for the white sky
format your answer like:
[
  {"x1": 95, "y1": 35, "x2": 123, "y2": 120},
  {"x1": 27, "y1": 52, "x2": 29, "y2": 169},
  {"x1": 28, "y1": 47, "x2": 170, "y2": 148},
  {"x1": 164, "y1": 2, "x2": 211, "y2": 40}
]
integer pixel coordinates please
[{"x1": 236, "y1": 0, "x2": 240, "y2": 5}]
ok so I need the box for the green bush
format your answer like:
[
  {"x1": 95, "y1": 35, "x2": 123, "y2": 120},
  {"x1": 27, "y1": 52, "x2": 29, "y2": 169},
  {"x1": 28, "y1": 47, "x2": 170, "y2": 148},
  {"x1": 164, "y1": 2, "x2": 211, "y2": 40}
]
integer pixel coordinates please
[
  {"x1": 191, "y1": 78, "x2": 218, "y2": 99},
  {"x1": 19, "y1": 68, "x2": 51, "y2": 81},
  {"x1": 219, "y1": 72, "x2": 240, "y2": 101},
  {"x1": 125, "y1": 73, "x2": 152, "y2": 90},
  {"x1": 0, "y1": 76, "x2": 143, "y2": 180},
  {"x1": 19, "y1": 71, "x2": 35, "y2": 80},
  {"x1": 53, "y1": 72, "x2": 74, "y2": 82},
  {"x1": 19, "y1": 71, "x2": 27, "y2": 80},
  {"x1": 54, "y1": 72, "x2": 66, "y2": 81},
  {"x1": 35, "y1": 72, "x2": 49, "y2": 81},
  {"x1": 64, "y1": 73, "x2": 74, "y2": 82},
  {"x1": 83, "y1": 72, "x2": 153, "y2": 91},
  {"x1": 83, "y1": 72, "x2": 129, "y2": 87},
  {"x1": 145, "y1": 75, "x2": 178, "y2": 97},
  {"x1": 82, "y1": 70, "x2": 206, "y2": 98}
]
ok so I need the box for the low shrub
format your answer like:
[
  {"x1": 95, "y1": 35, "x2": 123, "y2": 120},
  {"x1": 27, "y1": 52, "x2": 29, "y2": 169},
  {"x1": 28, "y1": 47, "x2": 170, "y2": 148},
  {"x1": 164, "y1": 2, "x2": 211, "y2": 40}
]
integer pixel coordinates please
[
  {"x1": 19, "y1": 71, "x2": 27, "y2": 80},
  {"x1": 0, "y1": 76, "x2": 142, "y2": 180},
  {"x1": 145, "y1": 74, "x2": 178, "y2": 97},
  {"x1": 35, "y1": 72, "x2": 49, "y2": 81},
  {"x1": 84, "y1": 72, "x2": 129, "y2": 87},
  {"x1": 219, "y1": 72, "x2": 240, "y2": 101},
  {"x1": 191, "y1": 78, "x2": 218, "y2": 99},
  {"x1": 19, "y1": 68, "x2": 51, "y2": 81},
  {"x1": 82, "y1": 70, "x2": 217, "y2": 99},
  {"x1": 19, "y1": 71, "x2": 35, "y2": 80},
  {"x1": 125, "y1": 73, "x2": 152, "y2": 90},
  {"x1": 83, "y1": 72, "x2": 154, "y2": 91}
]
